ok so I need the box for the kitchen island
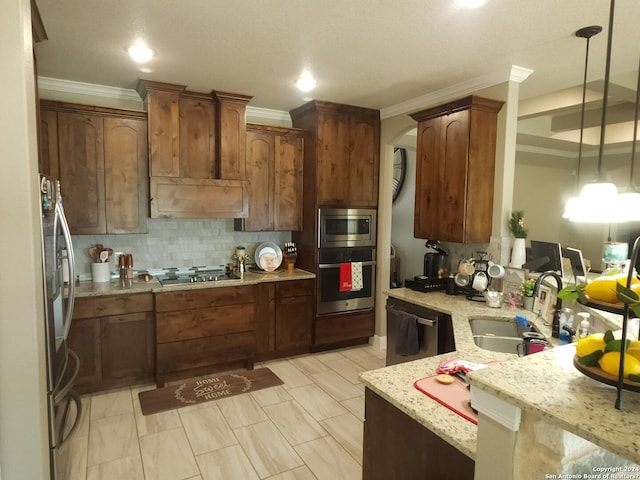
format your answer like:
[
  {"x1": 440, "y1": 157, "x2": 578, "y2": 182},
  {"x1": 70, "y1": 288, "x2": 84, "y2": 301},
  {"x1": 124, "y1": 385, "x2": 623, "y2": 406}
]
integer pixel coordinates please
[{"x1": 360, "y1": 288, "x2": 639, "y2": 479}]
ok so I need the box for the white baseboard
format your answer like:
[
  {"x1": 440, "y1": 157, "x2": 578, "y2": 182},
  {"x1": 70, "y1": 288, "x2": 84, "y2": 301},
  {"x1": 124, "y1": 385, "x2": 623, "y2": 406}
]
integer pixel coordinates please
[{"x1": 369, "y1": 335, "x2": 387, "y2": 351}]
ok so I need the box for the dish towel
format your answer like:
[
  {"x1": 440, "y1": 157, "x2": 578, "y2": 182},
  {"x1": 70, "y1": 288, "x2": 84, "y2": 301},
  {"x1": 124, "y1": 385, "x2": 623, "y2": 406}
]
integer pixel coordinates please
[
  {"x1": 351, "y1": 262, "x2": 363, "y2": 291},
  {"x1": 339, "y1": 262, "x2": 352, "y2": 292},
  {"x1": 393, "y1": 308, "x2": 419, "y2": 356}
]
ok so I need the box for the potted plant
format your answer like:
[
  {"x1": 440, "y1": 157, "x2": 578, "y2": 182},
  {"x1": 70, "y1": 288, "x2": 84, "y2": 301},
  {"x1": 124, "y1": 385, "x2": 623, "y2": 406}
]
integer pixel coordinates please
[
  {"x1": 520, "y1": 278, "x2": 536, "y2": 310},
  {"x1": 508, "y1": 211, "x2": 528, "y2": 268}
]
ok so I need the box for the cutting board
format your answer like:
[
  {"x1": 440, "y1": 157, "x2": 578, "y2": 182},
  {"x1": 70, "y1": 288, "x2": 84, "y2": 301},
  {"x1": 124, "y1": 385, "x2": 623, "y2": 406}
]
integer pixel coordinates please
[{"x1": 414, "y1": 375, "x2": 477, "y2": 425}]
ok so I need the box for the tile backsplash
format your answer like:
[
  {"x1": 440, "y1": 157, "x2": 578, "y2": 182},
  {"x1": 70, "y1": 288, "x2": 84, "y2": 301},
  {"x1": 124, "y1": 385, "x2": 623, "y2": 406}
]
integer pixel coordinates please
[{"x1": 72, "y1": 218, "x2": 290, "y2": 277}]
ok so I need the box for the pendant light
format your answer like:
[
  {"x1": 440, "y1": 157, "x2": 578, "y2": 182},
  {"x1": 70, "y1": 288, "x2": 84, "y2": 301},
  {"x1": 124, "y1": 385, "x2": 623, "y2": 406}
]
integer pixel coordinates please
[
  {"x1": 563, "y1": 25, "x2": 602, "y2": 221},
  {"x1": 614, "y1": 56, "x2": 640, "y2": 222},
  {"x1": 564, "y1": 0, "x2": 621, "y2": 223}
]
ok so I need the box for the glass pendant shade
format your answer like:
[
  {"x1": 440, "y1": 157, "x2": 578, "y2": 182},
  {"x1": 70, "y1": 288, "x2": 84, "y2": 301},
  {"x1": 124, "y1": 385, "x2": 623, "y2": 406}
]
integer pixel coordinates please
[
  {"x1": 615, "y1": 191, "x2": 640, "y2": 222},
  {"x1": 564, "y1": 181, "x2": 620, "y2": 222}
]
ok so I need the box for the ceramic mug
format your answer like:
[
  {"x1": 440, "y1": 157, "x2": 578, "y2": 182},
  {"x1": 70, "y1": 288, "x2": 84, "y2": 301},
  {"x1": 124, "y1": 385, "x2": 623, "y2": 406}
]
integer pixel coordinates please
[
  {"x1": 472, "y1": 271, "x2": 488, "y2": 291},
  {"x1": 487, "y1": 261, "x2": 505, "y2": 279},
  {"x1": 454, "y1": 273, "x2": 470, "y2": 287},
  {"x1": 458, "y1": 259, "x2": 475, "y2": 275}
]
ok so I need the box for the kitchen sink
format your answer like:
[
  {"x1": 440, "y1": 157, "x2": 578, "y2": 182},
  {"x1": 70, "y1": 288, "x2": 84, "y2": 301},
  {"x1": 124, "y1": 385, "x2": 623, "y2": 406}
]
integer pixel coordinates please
[
  {"x1": 469, "y1": 316, "x2": 545, "y2": 354},
  {"x1": 469, "y1": 316, "x2": 536, "y2": 338},
  {"x1": 472, "y1": 335, "x2": 523, "y2": 355}
]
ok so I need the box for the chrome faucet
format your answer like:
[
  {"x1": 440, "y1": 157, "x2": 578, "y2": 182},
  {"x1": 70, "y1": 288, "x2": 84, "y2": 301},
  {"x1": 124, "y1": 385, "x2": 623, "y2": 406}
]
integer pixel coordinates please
[{"x1": 533, "y1": 271, "x2": 563, "y2": 338}]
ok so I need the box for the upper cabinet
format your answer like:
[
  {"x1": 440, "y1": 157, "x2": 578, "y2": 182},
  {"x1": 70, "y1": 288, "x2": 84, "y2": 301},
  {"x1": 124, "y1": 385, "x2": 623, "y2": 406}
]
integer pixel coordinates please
[
  {"x1": 136, "y1": 80, "x2": 252, "y2": 219},
  {"x1": 410, "y1": 96, "x2": 504, "y2": 244},
  {"x1": 290, "y1": 100, "x2": 380, "y2": 208},
  {"x1": 235, "y1": 124, "x2": 305, "y2": 232},
  {"x1": 39, "y1": 100, "x2": 148, "y2": 234}
]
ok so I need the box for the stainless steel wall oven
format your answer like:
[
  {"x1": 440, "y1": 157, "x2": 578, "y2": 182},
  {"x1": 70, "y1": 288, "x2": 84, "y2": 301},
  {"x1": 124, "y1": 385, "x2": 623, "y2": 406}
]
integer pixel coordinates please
[{"x1": 317, "y1": 208, "x2": 377, "y2": 315}]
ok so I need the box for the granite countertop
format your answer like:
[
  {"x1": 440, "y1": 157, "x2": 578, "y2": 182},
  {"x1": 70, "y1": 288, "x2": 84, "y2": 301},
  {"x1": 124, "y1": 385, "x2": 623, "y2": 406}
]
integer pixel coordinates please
[
  {"x1": 73, "y1": 268, "x2": 315, "y2": 298},
  {"x1": 359, "y1": 288, "x2": 637, "y2": 463}
]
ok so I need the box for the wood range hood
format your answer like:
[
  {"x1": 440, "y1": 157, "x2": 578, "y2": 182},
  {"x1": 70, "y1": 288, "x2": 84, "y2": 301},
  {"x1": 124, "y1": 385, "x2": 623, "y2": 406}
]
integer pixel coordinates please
[{"x1": 136, "y1": 79, "x2": 253, "y2": 219}]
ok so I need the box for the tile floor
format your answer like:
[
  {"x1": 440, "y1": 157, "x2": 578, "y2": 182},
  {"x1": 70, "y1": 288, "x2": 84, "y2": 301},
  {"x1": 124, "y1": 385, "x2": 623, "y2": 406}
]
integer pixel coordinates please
[{"x1": 65, "y1": 344, "x2": 387, "y2": 480}]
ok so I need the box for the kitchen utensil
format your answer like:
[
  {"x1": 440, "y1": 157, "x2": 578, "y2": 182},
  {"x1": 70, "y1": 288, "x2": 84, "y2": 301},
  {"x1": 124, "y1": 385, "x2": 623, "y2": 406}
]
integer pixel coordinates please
[
  {"x1": 487, "y1": 262, "x2": 505, "y2": 279},
  {"x1": 483, "y1": 290, "x2": 503, "y2": 308},
  {"x1": 454, "y1": 273, "x2": 469, "y2": 287},
  {"x1": 472, "y1": 271, "x2": 488, "y2": 291},
  {"x1": 458, "y1": 259, "x2": 475, "y2": 276},
  {"x1": 99, "y1": 250, "x2": 109, "y2": 263}
]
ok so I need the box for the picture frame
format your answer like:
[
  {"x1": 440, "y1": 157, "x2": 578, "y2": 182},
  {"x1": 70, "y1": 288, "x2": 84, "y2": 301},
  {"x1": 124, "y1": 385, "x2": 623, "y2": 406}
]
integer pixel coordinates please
[
  {"x1": 501, "y1": 267, "x2": 528, "y2": 306},
  {"x1": 533, "y1": 284, "x2": 555, "y2": 323}
]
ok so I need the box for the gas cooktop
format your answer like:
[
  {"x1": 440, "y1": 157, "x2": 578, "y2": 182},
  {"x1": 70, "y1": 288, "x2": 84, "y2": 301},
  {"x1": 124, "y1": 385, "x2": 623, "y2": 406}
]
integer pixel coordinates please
[{"x1": 155, "y1": 268, "x2": 239, "y2": 286}]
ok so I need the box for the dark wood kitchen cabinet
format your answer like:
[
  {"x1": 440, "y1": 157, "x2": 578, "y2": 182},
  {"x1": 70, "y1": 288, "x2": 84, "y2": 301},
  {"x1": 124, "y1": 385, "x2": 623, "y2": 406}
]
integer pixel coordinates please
[
  {"x1": 255, "y1": 279, "x2": 313, "y2": 360},
  {"x1": 235, "y1": 124, "x2": 305, "y2": 232},
  {"x1": 363, "y1": 388, "x2": 475, "y2": 480},
  {"x1": 39, "y1": 100, "x2": 148, "y2": 234},
  {"x1": 136, "y1": 80, "x2": 251, "y2": 219},
  {"x1": 410, "y1": 95, "x2": 503, "y2": 243},
  {"x1": 154, "y1": 285, "x2": 256, "y2": 386},
  {"x1": 290, "y1": 100, "x2": 380, "y2": 208},
  {"x1": 67, "y1": 293, "x2": 154, "y2": 394}
]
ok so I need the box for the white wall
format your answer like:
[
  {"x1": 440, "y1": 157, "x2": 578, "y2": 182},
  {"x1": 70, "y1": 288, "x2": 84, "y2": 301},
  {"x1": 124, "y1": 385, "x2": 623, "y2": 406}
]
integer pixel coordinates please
[{"x1": 0, "y1": 0, "x2": 50, "y2": 478}]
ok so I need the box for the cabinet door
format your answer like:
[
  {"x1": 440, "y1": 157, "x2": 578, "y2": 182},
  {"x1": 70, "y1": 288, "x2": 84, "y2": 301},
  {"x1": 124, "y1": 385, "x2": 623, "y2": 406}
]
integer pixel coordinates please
[
  {"x1": 101, "y1": 312, "x2": 154, "y2": 381},
  {"x1": 414, "y1": 111, "x2": 471, "y2": 242},
  {"x1": 316, "y1": 111, "x2": 349, "y2": 205},
  {"x1": 214, "y1": 92, "x2": 251, "y2": 180},
  {"x1": 39, "y1": 108, "x2": 59, "y2": 178},
  {"x1": 146, "y1": 89, "x2": 181, "y2": 177},
  {"x1": 275, "y1": 295, "x2": 313, "y2": 351},
  {"x1": 67, "y1": 317, "x2": 102, "y2": 390},
  {"x1": 348, "y1": 114, "x2": 379, "y2": 207},
  {"x1": 244, "y1": 130, "x2": 275, "y2": 230},
  {"x1": 414, "y1": 117, "x2": 442, "y2": 239},
  {"x1": 58, "y1": 111, "x2": 105, "y2": 234},
  {"x1": 274, "y1": 134, "x2": 304, "y2": 231},
  {"x1": 438, "y1": 110, "x2": 470, "y2": 242},
  {"x1": 104, "y1": 117, "x2": 148, "y2": 233},
  {"x1": 179, "y1": 94, "x2": 216, "y2": 179}
]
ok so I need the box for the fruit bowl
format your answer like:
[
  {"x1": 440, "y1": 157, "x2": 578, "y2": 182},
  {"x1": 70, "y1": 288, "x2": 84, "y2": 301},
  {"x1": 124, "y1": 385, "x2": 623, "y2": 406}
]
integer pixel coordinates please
[{"x1": 573, "y1": 355, "x2": 640, "y2": 393}]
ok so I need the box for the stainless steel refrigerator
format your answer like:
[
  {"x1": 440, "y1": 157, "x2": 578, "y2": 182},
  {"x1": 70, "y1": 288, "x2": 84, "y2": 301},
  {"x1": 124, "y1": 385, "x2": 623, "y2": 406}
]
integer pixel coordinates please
[{"x1": 39, "y1": 174, "x2": 81, "y2": 479}]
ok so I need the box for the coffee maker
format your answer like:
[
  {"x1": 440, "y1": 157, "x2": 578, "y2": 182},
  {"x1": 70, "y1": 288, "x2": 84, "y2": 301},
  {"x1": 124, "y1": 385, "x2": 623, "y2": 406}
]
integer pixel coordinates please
[{"x1": 405, "y1": 240, "x2": 450, "y2": 292}]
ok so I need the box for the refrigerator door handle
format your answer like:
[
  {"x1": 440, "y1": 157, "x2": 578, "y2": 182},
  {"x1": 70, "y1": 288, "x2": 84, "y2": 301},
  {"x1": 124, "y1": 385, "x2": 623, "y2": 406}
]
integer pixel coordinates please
[
  {"x1": 55, "y1": 201, "x2": 75, "y2": 341},
  {"x1": 59, "y1": 390, "x2": 82, "y2": 446},
  {"x1": 53, "y1": 349, "x2": 80, "y2": 404}
]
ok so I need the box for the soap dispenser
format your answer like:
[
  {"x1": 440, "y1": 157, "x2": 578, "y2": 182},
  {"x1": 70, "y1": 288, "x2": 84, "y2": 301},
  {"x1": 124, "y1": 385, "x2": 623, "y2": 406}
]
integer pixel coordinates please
[{"x1": 577, "y1": 312, "x2": 591, "y2": 339}]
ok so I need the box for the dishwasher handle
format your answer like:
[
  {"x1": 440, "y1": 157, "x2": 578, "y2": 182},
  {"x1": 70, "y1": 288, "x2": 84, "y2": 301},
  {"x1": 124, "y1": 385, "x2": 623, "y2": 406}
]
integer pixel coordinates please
[{"x1": 417, "y1": 317, "x2": 435, "y2": 327}]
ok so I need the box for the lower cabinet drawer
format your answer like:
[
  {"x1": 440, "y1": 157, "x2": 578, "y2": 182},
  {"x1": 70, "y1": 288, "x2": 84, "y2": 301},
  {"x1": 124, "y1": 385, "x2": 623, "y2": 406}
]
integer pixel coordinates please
[
  {"x1": 156, "y1": 304, "x2": 254, "y2": 343},
  {"x1": 157, "y1": 331, "x2": 255, "y2": 374}
]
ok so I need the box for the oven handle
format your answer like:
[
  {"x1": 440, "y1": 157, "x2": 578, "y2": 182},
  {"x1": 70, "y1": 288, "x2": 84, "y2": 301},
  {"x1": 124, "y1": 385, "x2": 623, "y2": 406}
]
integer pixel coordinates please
[{"x1": 318, "y1": 261, "x2": 376, "y2": 268}]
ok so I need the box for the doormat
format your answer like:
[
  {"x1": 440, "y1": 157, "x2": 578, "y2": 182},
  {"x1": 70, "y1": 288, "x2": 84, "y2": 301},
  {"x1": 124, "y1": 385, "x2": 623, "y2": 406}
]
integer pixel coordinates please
[{"x1": 138, "y1": 368, "x2": 283, "y2": 416}]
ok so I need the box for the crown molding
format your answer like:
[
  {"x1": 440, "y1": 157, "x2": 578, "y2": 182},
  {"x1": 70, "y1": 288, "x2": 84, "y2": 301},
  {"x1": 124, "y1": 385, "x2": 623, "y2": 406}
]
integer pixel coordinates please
[
  {"x1": 38, "y1": 76, "x2": 142, "y2": 103},
  {"x1": 380, "y1": 65, "x2": 534, "y2": 120},
  {"x1": 246, "y1": 106, "x2": 291, "y2": 123}
]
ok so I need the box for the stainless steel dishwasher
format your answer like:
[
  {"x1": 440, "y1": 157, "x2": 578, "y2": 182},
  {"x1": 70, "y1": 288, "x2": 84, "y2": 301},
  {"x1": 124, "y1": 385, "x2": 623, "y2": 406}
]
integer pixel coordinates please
[{"x1": 386, "y1": 297, "x2": 442, "y2": 366}]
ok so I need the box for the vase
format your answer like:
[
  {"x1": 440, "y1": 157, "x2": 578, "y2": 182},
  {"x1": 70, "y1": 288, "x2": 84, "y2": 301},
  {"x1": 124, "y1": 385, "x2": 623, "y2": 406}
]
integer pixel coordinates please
[
  {"x1": 523, "y1": 295, "x2": 534, "y2": 311},
  {"x1": 510, "y1": 237, "x2": 526, "y2": 269}
]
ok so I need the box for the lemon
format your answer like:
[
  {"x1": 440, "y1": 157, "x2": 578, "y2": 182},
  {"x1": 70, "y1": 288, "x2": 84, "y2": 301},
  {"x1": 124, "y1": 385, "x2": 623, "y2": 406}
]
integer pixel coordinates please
[
  {"x1": 598, "y1": 352, "x2": 640, "y2": 378},
  {"x1": 576, "y1": 333, "x2": 606, "y2": 357},
  {"x1": 627, "y1": 347, "x2": 640, "y2": 362},
  {"x1": 584, "y1": 274, "x2": 640, "y2": 303}
]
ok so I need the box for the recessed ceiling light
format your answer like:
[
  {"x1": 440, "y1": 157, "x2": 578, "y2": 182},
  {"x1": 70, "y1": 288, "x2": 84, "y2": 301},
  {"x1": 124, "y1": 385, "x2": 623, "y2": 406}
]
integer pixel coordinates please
[
  {"x1": 128, "y1": 45, "x2": 154, "y2": 63},
  {"x1": 296, "y1": 71, "x2": 316, "y2": 92}
]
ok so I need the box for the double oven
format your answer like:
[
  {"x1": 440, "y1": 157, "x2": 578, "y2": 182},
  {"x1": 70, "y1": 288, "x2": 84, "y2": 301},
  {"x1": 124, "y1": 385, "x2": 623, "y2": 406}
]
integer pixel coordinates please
[{"x1": 316, "y1": 208, "x2": 377, "y2": 315}]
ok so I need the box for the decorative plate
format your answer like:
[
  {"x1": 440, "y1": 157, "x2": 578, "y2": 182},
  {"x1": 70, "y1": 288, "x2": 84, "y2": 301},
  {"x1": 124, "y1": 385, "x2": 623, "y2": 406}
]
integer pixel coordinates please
[{"x1": 255, "y1": 242, "x2": 283, "y2": 272}]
